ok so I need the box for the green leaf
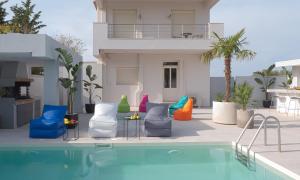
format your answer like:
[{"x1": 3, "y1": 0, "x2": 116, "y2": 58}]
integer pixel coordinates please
[
  {"x1": 254, "y1": 78, "x2": 263, "y2": 85},
  {"x1": 86, "y1": 65, "x2": 92, "y2": 79},
  {"x1": 93, "y1": 83, "x2": 103, "y2": 89},
  {"x1": 58, "y1": 78, "x2": 72, "y2": 89}
]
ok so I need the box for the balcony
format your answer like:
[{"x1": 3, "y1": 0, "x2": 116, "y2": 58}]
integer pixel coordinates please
[{"x1": 93, "y1": 23, "x2": 224, "y2": 55}]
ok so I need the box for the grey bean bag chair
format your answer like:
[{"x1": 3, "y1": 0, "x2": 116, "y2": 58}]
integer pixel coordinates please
[{"x1": 144, "y1": 103, "x2": 172, "y2": 137}]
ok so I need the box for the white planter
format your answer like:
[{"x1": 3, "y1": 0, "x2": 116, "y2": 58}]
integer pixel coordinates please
[
  {"x1": 213, "y1": 101, "x2": 237, "y2": 125},
  {"x1": 237, "y1": 109, "x2": 254, "y2": 129}
]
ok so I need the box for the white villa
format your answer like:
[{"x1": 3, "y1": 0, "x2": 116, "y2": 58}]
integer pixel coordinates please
[{"x1": 92, "y1": 0, "x2": 224, "y2": 107}]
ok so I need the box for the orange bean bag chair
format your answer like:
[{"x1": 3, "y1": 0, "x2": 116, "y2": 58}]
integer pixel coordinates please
[{"x1": 174, "y1": 98, "x2": 193, "y2": 121}]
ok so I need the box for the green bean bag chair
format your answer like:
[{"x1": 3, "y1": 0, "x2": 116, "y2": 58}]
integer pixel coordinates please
[
  {"x1": 118, "y1": 95, "x2": 130, "y2": 113},
  {"x1": 169, "y1": 96, "x2": 188, "y2": 116}
]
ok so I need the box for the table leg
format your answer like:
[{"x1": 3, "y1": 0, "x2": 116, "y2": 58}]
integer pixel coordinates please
[
  {"x1": 136, "y1": 120, "x2": 138, "y2": 138},
  {"x1": 138, "y1": 120, "x2": 140, "y2": 140},
  {"x1": 126, "y1": 120, "x2": 128, "y2": 140},
  {"x1": 124, "y1": 119, "x2": 126, "y2": 138},
  {"x1": 77, "y1": 123, "x2": 80, "y2": 140}
]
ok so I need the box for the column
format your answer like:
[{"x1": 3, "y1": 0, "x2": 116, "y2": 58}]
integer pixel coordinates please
[{"x1": 43, "y1": 60, "x2": 60, "y2": 105}]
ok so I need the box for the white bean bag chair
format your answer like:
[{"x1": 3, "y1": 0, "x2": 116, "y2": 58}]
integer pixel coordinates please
[{"x1": 88, "y1": 103, "x2": 118, "y2": 138}]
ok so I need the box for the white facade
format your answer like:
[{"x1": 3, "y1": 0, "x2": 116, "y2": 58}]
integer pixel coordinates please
[
  {"x1": 93, "y1": 0, "x2": 224, "y2": 107},
  {"x1": 276, "y1": 59, "x2": 300, "y2": 87}
]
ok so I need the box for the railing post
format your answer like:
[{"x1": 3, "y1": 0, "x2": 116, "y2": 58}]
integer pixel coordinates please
[
  {"x1": 264, "y1": 122, "x2": 267, "y2": 146},
  {"x1": 181, "y1": 24, "x2": 184, "y2": 37},
  {"x1": 278, "y1": 122, "x2": 281, "y2": 152},
  {"x1": 133, "y1": 24, "x2": 136, "y2": 39},
  {"x1": 207, "y1": 23, "x2": 210, "y2": 39},
  {"x1": 157, "y1": 24, "x2": 160, "y2": 39}
]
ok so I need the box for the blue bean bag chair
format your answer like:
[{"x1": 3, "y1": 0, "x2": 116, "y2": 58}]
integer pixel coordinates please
[
  {"x1": 169, "y1": 96, "x2": 189, "y2": 116},
  {"x1": 30, "y1": 105, "x2": 67, "y2": 139}
]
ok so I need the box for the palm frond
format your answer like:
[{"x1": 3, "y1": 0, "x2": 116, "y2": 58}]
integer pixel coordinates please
[{"x1": 236, "y1": 50, "x2": 256, "y2": 60}]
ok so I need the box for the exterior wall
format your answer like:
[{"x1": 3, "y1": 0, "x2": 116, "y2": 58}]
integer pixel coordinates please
[
  {"x1": 292, "y1": 66, "x2": 300, "y2": 87},
  {"x1": 210, "y1": 76, "x2": 287, "y2": 107},
  {"x1": 105, "y1": 1, "x2": 210, "y2": 25},
  {"x1": 236, "y1": 76, "x2": 286, "y2": 107},
  {"x1": 102, "y1": 53, "x2": 210, "y2": 107},
  {"x1": 102, "y1": 54, "x2": 139, "y2": 106}
]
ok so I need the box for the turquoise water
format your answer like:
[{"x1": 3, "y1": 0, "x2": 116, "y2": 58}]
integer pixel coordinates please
[{"x1": 0, "y1": 144, "x2": 292, "y2": 180}]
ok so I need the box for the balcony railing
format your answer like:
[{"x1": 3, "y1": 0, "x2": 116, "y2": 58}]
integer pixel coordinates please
[{"x1": 108, "y1": 24, "x2": 210, "y2": 39}]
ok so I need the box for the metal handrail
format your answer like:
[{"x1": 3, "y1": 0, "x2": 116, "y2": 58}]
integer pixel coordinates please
[
  {"x1": 264, "y1": 116, "x2": 281, "y2": 151},
  {"x1": 235, "y1": 113, "x2": 266, "y2": 154},
  {"x1": 235, "y1": 114, "x2": 281, "y2": 167},
  {"x1": 107, "y1": 24, "x2": 209, "y2": 39},
  {"x1": 107, "y1": 23, "x2": 209, "y2": 25}
]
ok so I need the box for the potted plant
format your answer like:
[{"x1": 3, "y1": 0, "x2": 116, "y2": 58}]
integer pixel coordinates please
[
  {"x1": 56, "y1": 48, "x2": 81, "y2": 122},
  {"x1": 254, "y1": 64, "x2": 276, "y2": 108},
  {"x1": 234, "y1": 82, "x2": 254, "y2": 128},
  {"x1": 200, "y1": 29, "x2": 256, "y2": 124},
  {"x1": 83, "y1": 65, "x2": 102, "y2": 113}
]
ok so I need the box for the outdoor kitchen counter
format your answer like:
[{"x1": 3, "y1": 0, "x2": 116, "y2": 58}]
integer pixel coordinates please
[
  {"x1": 267, "y1": 89, "x2": 300, "y2": 113},
  {"x1": 15, "y1": 98, "x2": 36, "y2": 105},
  {"x1": 267, "y1": 89, "x2": 300, "y2": 94},
  {"x1": 0, "y1": 98, "x2": 41, "y2": 129}
]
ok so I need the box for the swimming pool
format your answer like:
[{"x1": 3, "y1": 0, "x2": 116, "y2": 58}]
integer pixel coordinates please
[{"x1": 0, "y1": 143, "x2": 292, "y2": 180}]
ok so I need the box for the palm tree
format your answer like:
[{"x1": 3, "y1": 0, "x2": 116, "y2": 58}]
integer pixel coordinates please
[
  {"x1": 10, "y1": 0, "x2": 46, "y2": 34},
  {"x1": 200, "y1": 28, "x2": 256, "y2": 102}
]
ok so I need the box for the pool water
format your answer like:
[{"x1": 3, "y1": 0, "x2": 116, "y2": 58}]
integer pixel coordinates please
[{"x1": 0, "y1": 144, "x2": 292, "y2": 180}]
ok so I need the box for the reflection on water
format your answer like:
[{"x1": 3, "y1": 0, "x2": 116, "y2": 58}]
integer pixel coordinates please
[{"x1": 0, "y1": 144, "x2": 291, "y2": 180}]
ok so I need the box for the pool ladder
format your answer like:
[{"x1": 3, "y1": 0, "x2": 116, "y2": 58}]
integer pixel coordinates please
[{"x1": 234, "y1": 113, "x2": 281, "y2": 167}]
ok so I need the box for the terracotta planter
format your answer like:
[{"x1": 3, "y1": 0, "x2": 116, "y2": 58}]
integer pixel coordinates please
[
  {"x1": 237, "y1": 109, "x2": 254, "y2": 129},
  {"x1": 213, "y1": 101, "x2": 237, "y2": 125}
]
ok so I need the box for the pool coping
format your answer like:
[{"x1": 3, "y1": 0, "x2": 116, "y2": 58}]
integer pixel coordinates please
[{"x1": 0, "y1": 141, "x2": 299, "y2": 179}]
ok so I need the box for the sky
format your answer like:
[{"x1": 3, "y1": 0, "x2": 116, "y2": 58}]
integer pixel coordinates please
[{"x1": 3, "y1": 0, "x2": 300, "y2": 77}]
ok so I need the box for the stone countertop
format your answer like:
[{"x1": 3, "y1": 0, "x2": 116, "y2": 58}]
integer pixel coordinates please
[
  {"x1": 15, "y1": 99, "x2": 35, "y2": 105},
  {"x1": 267, "y1": 89, "x2": 300, "y2": 94}
]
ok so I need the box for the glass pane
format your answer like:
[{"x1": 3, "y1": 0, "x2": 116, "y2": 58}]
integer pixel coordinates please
[
  {"x1": 171, "y1": 68, "x2": 177, "y2": 88},
  {"x1": 164, "y1": 68, "x2": 170, "y2": 88},
  {"x1": 163, "y1": 62, "x2": 178, "y2": 66},
  {"x1": 31, "y1": 67, "x2": 44, "y2": 76}
]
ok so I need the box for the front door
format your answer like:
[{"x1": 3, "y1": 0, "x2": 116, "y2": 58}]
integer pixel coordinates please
[{"x1": 163, "y1": 62, "x2": 179, "y2": 102}]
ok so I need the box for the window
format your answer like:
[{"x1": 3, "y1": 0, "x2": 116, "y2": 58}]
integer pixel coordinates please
[
  {"x1": 116, "y1": 67, "x2": 138, "y2": 85},
  {"x1": 31, "y1": 67, "x2": 44, "y2": 76}
]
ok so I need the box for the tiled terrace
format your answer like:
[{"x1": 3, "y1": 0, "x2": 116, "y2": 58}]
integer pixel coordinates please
[{"x1": 0, "y1": 108, "x2": 300, "y2": 178}]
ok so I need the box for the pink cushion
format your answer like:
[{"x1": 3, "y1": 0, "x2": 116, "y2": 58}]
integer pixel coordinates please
[{"x1": 139, "y1": 95, "x2": 149, "y2": 112}]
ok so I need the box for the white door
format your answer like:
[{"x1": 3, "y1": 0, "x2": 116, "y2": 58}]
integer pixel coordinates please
[
  {"x1": 171, "y1": 10, "x2": 195, "y2": 38},
  {"x1": 163, "y1": 62, "x2": 179, "y2": 102},
  {"x1": 113, "y1": 9, "x2": 137, "y2": 38}
]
